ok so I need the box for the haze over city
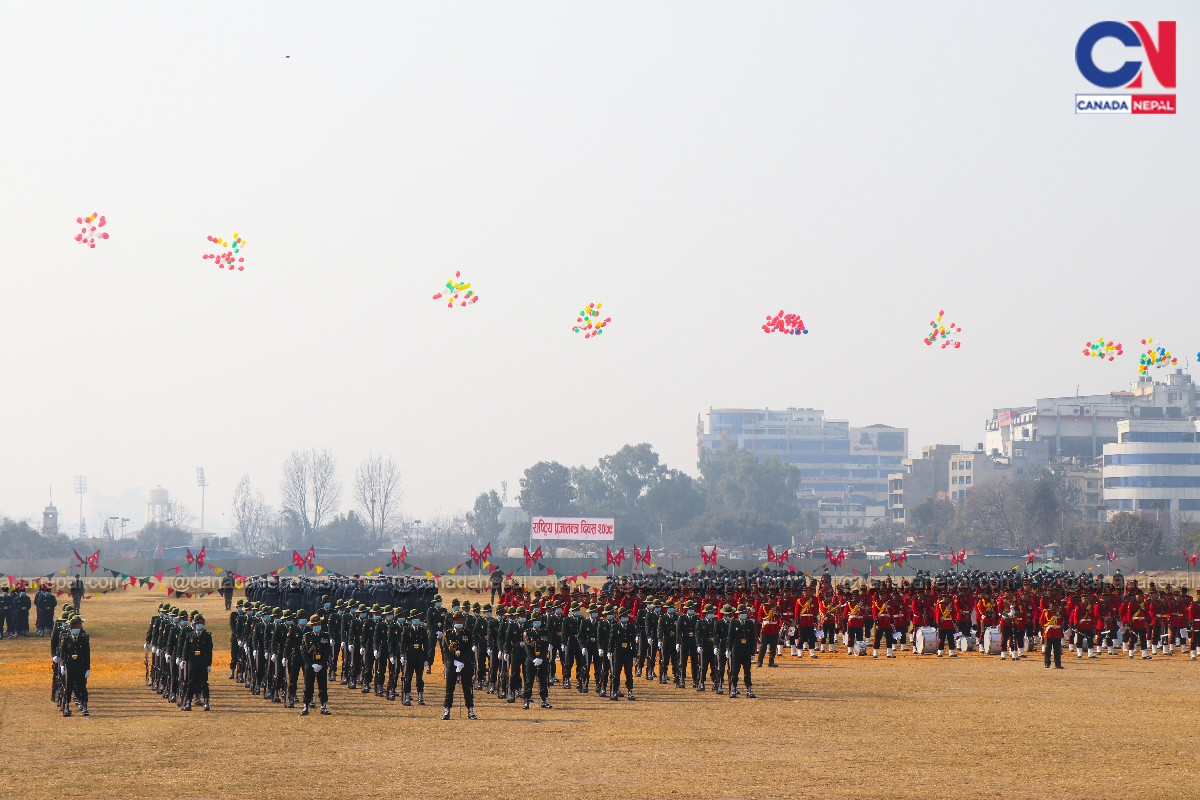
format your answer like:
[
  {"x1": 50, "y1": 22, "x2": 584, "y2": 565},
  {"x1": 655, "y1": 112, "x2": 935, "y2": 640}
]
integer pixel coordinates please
[{"x1": 1, "y1": 3, "x2": 1195, "y2": 535}]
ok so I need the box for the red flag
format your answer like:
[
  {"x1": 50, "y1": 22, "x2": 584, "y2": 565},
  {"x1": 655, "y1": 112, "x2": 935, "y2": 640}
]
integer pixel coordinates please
[
  {"x1": 835, "y1": 548, "x2": 845, "y2": 567},
  {"x1": 196, "y1": 546, "x2": 207, "y2": 568},
  {"x1": 391, "y1": 549, "x2": 400, "y2": 568},
  {"x1": 524, "y1": 545, "x2": 533, "y2": 568},
  {"x1": 700, "y1": 547, "x2": 712, "y2": 566},
  {"x1": 532, "y1": 546, "x2": 543, "y2": 563},
  {"x1": 1189, "y1": 552, "x2": 1199, "y2": 567},
  {"x1": 633, "y1": 546, "x2": 642, "y2": 565},
  {"x1": 292, "y1": 550, "x2": 305, "y2": 568},
  {"x1": 153, "y1": 543, "x2": 164, "y2": 558},
  {"x1": 87, "y1": 550, "x2": 101, "y2": 573},
  {"x1": 72, "y1": 549, "x2": 85, "y2": 568},
  {"x1": 1026, "y1": 549, "x2": 1037, "y2": 565},
  {"x1": 778, "y1": 548, "x2": 790, "y2": 564},
  {"x1": 399, "y1": 546, "x2": 407, "y2": 565},
  {"x1": 481, "y1": 542, "x2": 492, "y2": 561},
  {"x1": 470, "y1": 545, "x2": 480, "y2": 565},
  {"x1": 185, "y1": 548, "x2": 195, "y2": 565},
  {"x1": 887, "y1": 548, "x2": 896, "y2": 564},
  {"x1": 615, "y1": 547, "x2": 625, "y2": 567},
  {"x1": 898, "y1": 550, "x2": 908, "y2": 566},
  {"x1": 166, "y1": 588, "x2": 174, "y2": 597},
  {"x1": 643, "y1": 546, "x2": 652, "y2": 564},
  {"x1": 767, "y1": 545, "x2": 775, "y2": 564},
  {"x1": 305, "y1": 546, "x2": 316, "y2": 568},
  {"x1": 825, "y1": 546, "x2": 834, "y2": 564},
  {"x1": 606, "y1": 546, "x2": 615, "y2": 565}
]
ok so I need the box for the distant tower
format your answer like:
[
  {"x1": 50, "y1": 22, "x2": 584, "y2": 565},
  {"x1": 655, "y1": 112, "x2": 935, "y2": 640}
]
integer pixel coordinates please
[
  {"x1": 146, "y1": 486, "x2": 170, "y2": 526},
  {"x1": 43, "y1": 488, "x2": 59, "y2": 536}
]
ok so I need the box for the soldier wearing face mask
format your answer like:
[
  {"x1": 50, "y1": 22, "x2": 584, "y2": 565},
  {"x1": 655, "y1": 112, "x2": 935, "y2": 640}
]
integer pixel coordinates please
[
  {"x1": 656, "y1": 600, "x2": 680, "y2": 686},
  {"x1": 696, "y1": 604, "x2": 718, "y2": 692},
  {"x1": 505, "y1": 607, "x2": 528, "y2": 703},
  {"x1": 522, "y1": 611, "x2": 553, "y2": 710},
  {"x1": 440, "y1": 610, "x2": 478, "y2": 720},
  {"x1": 183, "y1": 614, "x2": 213, "y2": 711},
  {"x1": 425, "y1": 595, "x2": 446, "y2": 674},
  {"x1": 676, "y1": 601, "x2": 700, "y2": 689},
  {"x1": 727, "y1": 604, "x2": 757, "y2": 698},
  {"x1": 608, "y1": 607, "x2": 637, "y2": 701},
  {"x1": 58, "y1": 615, "x2": 91, "y2": 717},
  {"x1": 400, "y1": 609, "x2": 427, "y2": 706},
  {"x1": 300, "y1": 614, "x2": 332, "y2": 716}
]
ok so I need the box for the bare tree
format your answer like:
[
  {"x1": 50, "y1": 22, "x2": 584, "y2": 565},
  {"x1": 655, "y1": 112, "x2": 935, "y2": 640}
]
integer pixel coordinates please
[
  {"x1": 310, "y1": 449, "x2": 342, "y2": 530},
  {"x1": 232, "y1": 474, "x2": 270, "y2": 554},
  {"x1": 354, "y1": 453, "x2": 403, "y2": 547},
  {"x1": 165, "y1": 499, "x2": 195, "y2": 530},
  {"x1": 280, "y1": 451, "x2": 311, "y2": 537}
]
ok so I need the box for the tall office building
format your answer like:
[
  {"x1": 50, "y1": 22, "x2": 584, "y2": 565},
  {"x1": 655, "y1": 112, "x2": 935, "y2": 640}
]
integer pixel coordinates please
[
  {"x1": 699, "y1": 408, "x2": 907, "y2": 526},
  {"x1": 1102, "y1": 418, "x2": 1200, "y2": 542}
]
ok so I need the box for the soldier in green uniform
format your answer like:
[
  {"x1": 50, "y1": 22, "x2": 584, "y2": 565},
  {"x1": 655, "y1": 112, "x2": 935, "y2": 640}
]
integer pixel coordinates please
[
  {"x1": 714, "y1": 604, "x2": 733, "y2": 694},
  {"x1": 522, "y1": 611, "x2": 553, "y2": 709},
  {"x1": 182, "y1": 613, "x2": 213, "y2": 711},
  {"x1": 440, "y1": 610, "x2": 478, "y2": 720},
  {"x1": 227, "y1": 599, "x2": 244, "y2": 680},
  {"x1": 50, "y1": 608, "x2": 72, "y2": 705},
  {"x1": 608, "y1": 606, "x2": 637, "y2": 701},
  {"x1": 657, "y1": 600, "x2": 680, "y2": 686},
  {"x1": 284, "y1": 613, "x2": 305, "y2": 707},
  {"x1": 676, "y1": 600, "x2": 700, "y2": 689},
  {"x1": 643, "y1": 599, "x2": 661, "y2": 681},
  {"x1": 577, "y1": 604, "x2": 597, "y2": 694},
  {"x1": 300, "y1": 613, "x2": 332, "y2": 716},
  {"x1": 425, "y1": 595, "x2": 446, "y2": 674},
  {"x1": 727, "y1": 605, "x2": 757, "y2": 698},
  {"x1": 504, "y1": 606, "x2": 528, "y2": 703},
  {"x1": 485, "y1": 604, "x2": 503, "y2": 694},
  {"x1": 58, "y1": 615, "x2": 91, "y2": 716},
  {"x1": 400, "y1": 609, "x2": 427, "y2": 706},
  {"x1": 594, "y1": 605, "x2": 612, "y2": 696},
  {"x1": 696, "y1": 603, "x2": 718, "y2": 692},
  {"x1": 561, "y1": 601, "x2": 579, "y2": 689}
]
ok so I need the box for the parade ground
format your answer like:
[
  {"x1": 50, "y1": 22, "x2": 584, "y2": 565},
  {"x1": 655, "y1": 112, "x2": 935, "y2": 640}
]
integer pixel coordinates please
[{"x1": 3, "y1": 589, "x2": 1198, "y2": 800}]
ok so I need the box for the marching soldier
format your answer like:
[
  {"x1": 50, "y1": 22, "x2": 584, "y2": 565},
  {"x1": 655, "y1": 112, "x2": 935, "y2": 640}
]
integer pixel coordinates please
[
  {"x1": 505, "y1": 607, "x2": 528, "y2": 702},
  {"x1": 523, "y1": 611, "x2": 553, "y2": 709},
  {"x1": 608, "y1": 605, "x2": 637, "y2": 701},
  {"x1": 58, "y1": 615, "x2": 91, "y2": 717},
  {"x1": 400, "y1": 609, "x2": 427, "y2": 706},
  {"x1": 576, "y1": 604, "x2": 597, "y2": 694},
  {"x1": 656, "y1": 601, "x2": 679, "y2": 686},
  {"x1": 300, "y1": 614, "x2": 332, "y2": 716},
  {"x1": 696, "y1": 603, "x2": 718, "y2": 691},
  {"x1": 755, "y1": 603, "x2": 780, "y2": 669},
  {"x1": 425, "y1": 595, "x2": 446, "y2": 674},
  {"x1": 182, "y1": 613, "x2": 213, "y2": 711},
  {"x1": 1042, "y1": 601, "x2": 1064, "y2": 669},
  {"x1": 727, "y1": 605, "x2": 756, "y2": 698},
  {"x1": 284, "y1": 614, "x2": 305, "y2": 707},
  {"x1": 440, "y1": 610, "x2": 478, "y2": 720}
]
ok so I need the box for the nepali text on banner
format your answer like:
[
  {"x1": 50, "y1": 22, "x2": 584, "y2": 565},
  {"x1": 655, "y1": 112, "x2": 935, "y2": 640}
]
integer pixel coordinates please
[{"x1": 529, "y1": 517, "x2": 615, "y2": 541}]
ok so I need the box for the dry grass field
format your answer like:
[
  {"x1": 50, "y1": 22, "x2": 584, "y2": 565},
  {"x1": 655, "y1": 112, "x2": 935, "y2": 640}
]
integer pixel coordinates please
[{"x1": 2, "y1": 589, "x2": 1199, "y2": 800}]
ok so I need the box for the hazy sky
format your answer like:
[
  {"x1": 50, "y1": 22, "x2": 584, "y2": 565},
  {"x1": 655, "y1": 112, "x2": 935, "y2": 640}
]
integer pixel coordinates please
[{"x1": 1, "y1": 2, "x2": 1196, "y2": 535}]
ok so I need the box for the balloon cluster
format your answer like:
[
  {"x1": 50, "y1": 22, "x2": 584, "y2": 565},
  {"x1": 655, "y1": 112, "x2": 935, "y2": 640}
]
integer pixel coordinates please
[
  {"x1": 74, "y1": 213, "x2": 109, "y2": 248},
  {"x1": 431, "y1": 271, "x2": 478, "y2": 308},
  {"x1": 202, "y1": 233, "x2": 246, "y2": 272},
  {"x1": 762, "y1": 310, "x2": 808, "y2": 336},
  {"x1": 1082, "y1": 338, "x2": 1123, "y2": 361},
  {"x1": 573, "y1": 302, "x2": 610, "y2": 339},
  {"x1": 1138, "y1": 338, "x2": 1176, "y2": 374},
  {"x1": 924, "y1": 309, "x2": 961, "y2": 349}
]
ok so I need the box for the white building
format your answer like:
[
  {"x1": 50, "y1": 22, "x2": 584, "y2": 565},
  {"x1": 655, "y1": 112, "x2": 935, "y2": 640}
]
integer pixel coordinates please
[
  {"x1": 145, "y1": 486, "x2": 170, "y2": 526},
  {"x1": 1102, "y1": 419, "x2": 1200, "y2": 534},
  {"x1": 985, "y1": 371, "x2": 1197, "y2": 462}
]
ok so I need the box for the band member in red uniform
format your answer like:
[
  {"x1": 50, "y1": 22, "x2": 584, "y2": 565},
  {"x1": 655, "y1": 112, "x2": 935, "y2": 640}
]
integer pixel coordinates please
[
  {"x1": 1042, "y1": 602, "x2": 1064, "y2": 669},
  {"x1": 794, "y1": 587, "x2": 819, "y2": 659},
  {"x1": 872, "y1": 596, "x2": 896, "y2": 658},
  {"x1": 934, "y1": 594, "x2": 958, "y2": 658}
]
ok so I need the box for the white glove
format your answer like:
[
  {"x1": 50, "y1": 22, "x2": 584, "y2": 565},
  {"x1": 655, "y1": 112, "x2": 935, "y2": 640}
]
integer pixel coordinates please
[
  {"x1": 390, "y1": 657, "x2": 396, "y2": 665},
  {"x1": 282, "y1": 658, "x2": 288, "y2": 667},
  {"x1": 599, "y1": 649, "x2": 605, "y2": 657},
  {"x1": 472, "y1": 646, "x2": 477, "y2": 653},
  {"x1": 676, "y1": 644, "x2": 680, "y2": 652},
  {"x1": 401, "y1": 657, "x2": 406, "y2": 666},
  {"x1": 144, "y1": 643, "x2": 148, "y2": 650},
  {"x1": 454, "y1": 660, "x2": 464, "y2": 672},
  {"x1": 237, "y1": 640, "x2": 243, "y2": 648},
  {"x1": 487, "y1": 648, "x2": 493, "y2": 657},
  {"x1": 359, "y1": 647, "x2": 365, "y2": 655},
  {"x1": 533, "y1": 658, "x2": 544, "y2": 666},
  {"x1": 436, "y1": 631, "x2": 443, "y2": 640},
  {"x1": 207, "y1": 666, "x2": 212, "y2": 672},
  {"x1": 53, "y1": 656, "x2": 59, "y2": 664},
  {"x1": 725, "y1": 650, "x2": 731, "y2": 660},
  {"x1": 312, "y1": 663, "x2": 323, "y2": 672},
  {"x1": 85, "y1": 670, "x2": 91, "y2": 679},
  {"x1": 253, "y1": 650, "x2": 258, "y2": 657},
  {"x1": 697, "y1": 647, "x2": 702, "y2": 654},
  {"x1": 582, "y1": 648, "x2": 588, "y2": 658},
  {"x1": 272, "y1": 654, "x2": 277, "y2": 662},
  {"x1": 373, "y1": 650, "x2": 379, "y2": 659},
  {"x1": 61, "y1": 666, "x2": 67, "y2": 676},
  {"x1": 340, "y1": 642, "x2": 346, "y2": 651}
]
